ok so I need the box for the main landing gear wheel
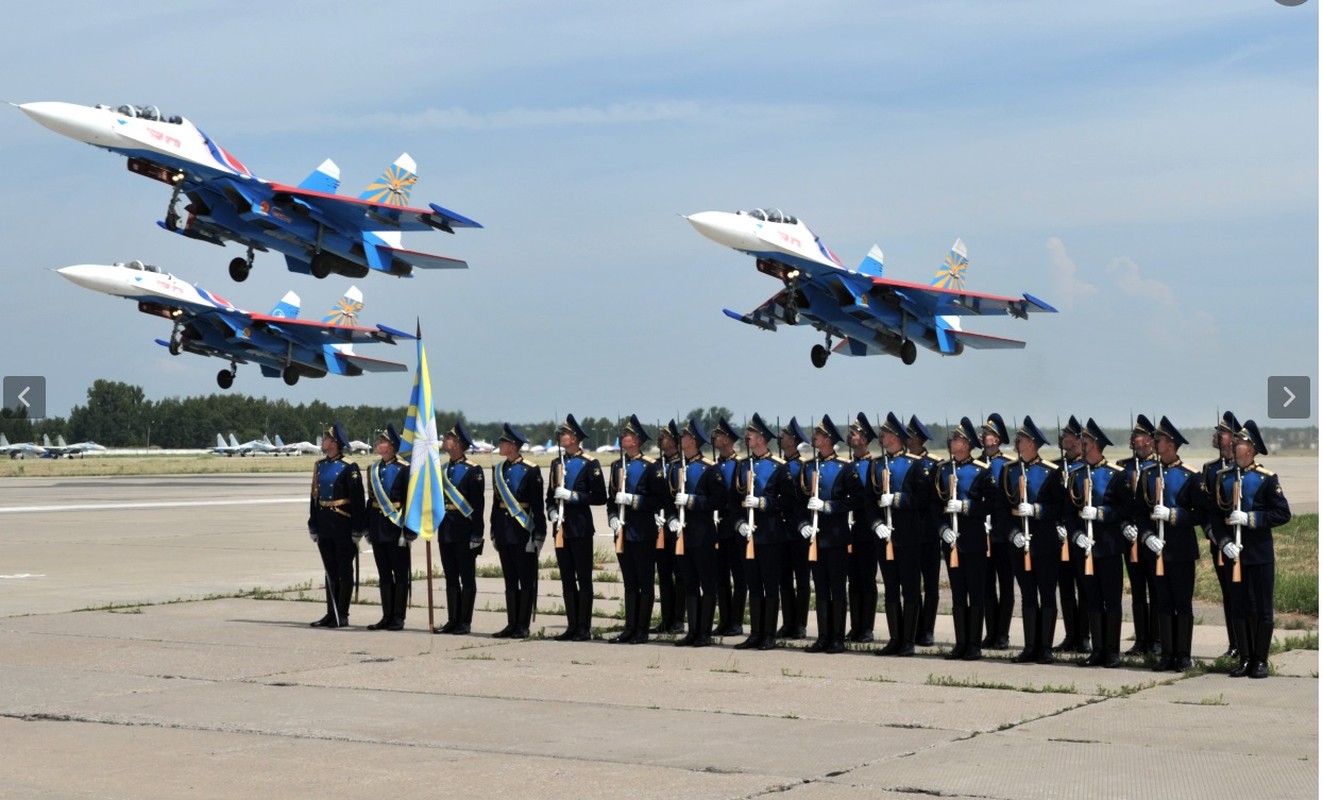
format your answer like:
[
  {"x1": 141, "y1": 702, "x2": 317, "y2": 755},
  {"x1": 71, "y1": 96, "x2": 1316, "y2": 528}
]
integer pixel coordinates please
[
  {"x1": 810, "y1": 344, "x2": 830, "y2": 369},
  {"x1": 900, "y1": 339, "x2": 917, "y2": 365},
  {"x1": 282, "y1": 366, "x2": 300, "y2": 386},
  {"x1": 310, "y1": 253, "x2": 332, "y2": 279},
  {"x1": 216, "y1": 369, "x2": 234, "y2": 389},
  {"x1": 168, "y1": 338, "x2": 181, "y2": 356},
  {"x1": 228, "y1": 257, "x2": 250, "y2": 282}
]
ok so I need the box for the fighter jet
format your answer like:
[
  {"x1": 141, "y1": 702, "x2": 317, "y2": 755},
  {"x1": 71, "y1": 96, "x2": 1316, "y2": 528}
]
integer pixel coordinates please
[
  {"x1": 16, "y1": 100, "x2": 480, "y2": 282},
  {"x1": 40, "y1": 434, "x2": 107, "y2": 458},
  {"x1": 56, "y1": 260, "x2": 415, "y2": 389},
  {"x1": 686, "y1": 208, "x2": 1056, "y2": 367},
  {"x1": 0, "y1": 434, "x2": 46, "y2": 459}
]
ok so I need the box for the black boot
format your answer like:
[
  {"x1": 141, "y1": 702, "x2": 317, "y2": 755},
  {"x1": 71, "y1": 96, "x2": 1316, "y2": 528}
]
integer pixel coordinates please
[
  {"x1": 1228, "y1": 620, "x2": 1253, "y2": 677},
  {"x1": 386, "y1": 578, "x2": 409, "y2": 630},
  {"x1": 758, "y1": 596, "x2": 779, "y2": 650},
  {"x1": 1014, "y1": 607, "x2": 1039, "y2": 663},
  {"x1": 1125, "y1": 599, "x2": 1149, "y2": 656},
  {"x1": 434, "y1": 587, "x2": 458, "y2": 634},
  {"x1": 311, "y1": 578, "x2": 337, "y2": 627},
  {"x1": 1056, "y1": 592, "x2": 1077, "y2": 651},
  {"x1": 1075, "y1": 606, "x2": 1093, "y2": 653},
  {"x1": 1148, "y1": 605, "x2": 1163, "y2": 657},
  {"x1": 368, "y1": 581, "x2": 394, "y2": 630},
  {"x1": 452, "y1": 586, "x2": 474, "y2": 635},
  {"x1": 897, "y1": 603, "x2": 919, "y2": 657},
  {"x1": 846, "y1": 590, "x2": 861, "y2": 642},
  {"x1": 335, "y1": 580, "x2": 353, "y2": 628},
  {"x1": 1103, "y1": 612, "x2": 1123, "y2": 668},
  {"x1": 1248, "y1": 620, "x2": 1273, "y2": 679},
  {"x1": 807, "y1": 596, "x2": 831, "y2": 652},
  {"x1": 858, "y1": 586, "x2": 876, "y2": 644},
  {"x1": 963, "y1": 606, "x2": 984, "y2": 661},
  {"x1": 994, "y1": 595, "x2": 1014, "y2": 649},
  {"x1": 513, "y1": 585, "x2": 535, "y2": 638},
  {"x1": 611, "y1": 594, "x2": 636, "y2": 643},
  {"x1": 917, "y1": 590, "x2": 938, "y2": 647},
  {"x1": 827, "y1": 597, "x2": 848, "y2": 653},
  {"x1": 675, "y1": 597, "x2": 700, "y2": 647},
  {"x1": 555, "y1": 590, "x2": 579, "y2": 641},
  {"x1": 734, "y1": 596, "x2": 764, "y2": 650},
  {"x1": 1172, "y1": 615, "x2": 1193, "y2": 672},
  {"x1": 574, "y1": 588, "x2": 594, "y2": 641},
  {"x1": 631, "y1": 590, "x2": 653, "y2": 644},
  {"x1": 1081, "y1": 614, "x2": 1106, "y2": 667},
  {"x1": 1222, "y1": 618, "x2": 1239, "y2": 660},
  {"x1": 1037, "y1": 608, "x2": 1057, "y2": 664},
  {"x1": 946, "y1": 606, "x2": 967, "y2": 660},
  {"x1": 492, "y1": 589, "x2": 517, "y2": 638},
  {"x1": 878, "y1": 602, "x2": 904, "y2": 656},
  {"x1": 1151, "y1": 614, "x2": 1175, "y2": 671},
  {"x1": 694, "y1": 594, "x2": 717, "y2": 647}
]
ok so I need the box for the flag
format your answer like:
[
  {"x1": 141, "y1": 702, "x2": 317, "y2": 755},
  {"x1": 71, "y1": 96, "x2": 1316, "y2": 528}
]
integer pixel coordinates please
[{"x1": 401, "y1": 322, "x2": 444, "y2": 541}]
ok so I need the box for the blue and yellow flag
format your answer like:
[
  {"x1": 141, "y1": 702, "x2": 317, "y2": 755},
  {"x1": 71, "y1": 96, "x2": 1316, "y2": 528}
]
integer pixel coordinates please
[{"x1": 400, "y1": 323, "x2": 444, "y2": 541}]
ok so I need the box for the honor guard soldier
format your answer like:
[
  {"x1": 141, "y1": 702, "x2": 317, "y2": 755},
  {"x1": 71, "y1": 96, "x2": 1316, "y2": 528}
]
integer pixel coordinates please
[
  {"x1": 548, "y1": 414, "x2": 607, "y2": 642},
  {"x1": 366, "y1": 424, "x2": 414, "y2": 631},
  {"x1": 934, "y1": 417, "x2": 995, "y2": 661},
  {"x1": 1066, "y1": 418, "x2": 1133, "y2": 668},
  {"x1": 434, "y1": 421, "x2": 485, "y2": 635},
  {"x1": 491, "y1": 424, "x2": 546, "y2": 639},
  {"x1": 711, "y1": 417, "x2": 749, "y2": 637},
  {"x1": 799, "y1": 415, "x2": 864, "y2": 654},
  {"x1": 1118, "y1": 415, "x2": 1159, "y2": 656},
  {"x1": 906, "y1": 415, "x2": 942, "y2": 647},
  {"x1": 308, "y1": 421, "x2": 366, "y2": 629},
  {"x1": 1000, "y1": 416, "x2": 1064, "y2": 664},
  {"x1": 1138, "y1": 417, "x2": 1205, "y2": 671},
  {"x1": 1214, "y1": 420, "x2": 1292, "y2": 679},
  {"x1": 1201, "y1": 411, "x2": 1241, "y2": 659},
  {"x1": 732, "y1": 413, "x2": 788, "y2": 650},
  {"x1": 979, "y1": 413, "x2": 1016, "y2": 650},
  {"x1": 668, "y1": 418, "x2": 728, "y2": 647},
  {"x1": 651, "y1": 420, "x2": 685, "y2": 635},
  {"x1": 776, "y1": 418, "x2": 812, "y2": 639},
  {"x1": 846, "y1": 413, "x2": 881, "y2": 643},
  {"x1": 607, "y1": 415, "x2": 658, "y2": 644},
  {"x1": 1054, "y1": 415, "x2": 1090, "y2": 654},
  {"x1": 873, "y1": 412, "x2": 927, "y2": 656}
]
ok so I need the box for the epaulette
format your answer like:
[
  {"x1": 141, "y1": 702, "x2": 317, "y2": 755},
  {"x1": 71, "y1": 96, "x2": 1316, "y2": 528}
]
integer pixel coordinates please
[
  {"x1": 578, "y1": 452, "x2": 599, "y2": 463},
  {"x1": 1214, "y1": 463, "x2": 1237, "y2": 479},
  {"x1": 698, "y1": 456, "x2": 714, "y2": 466},
  {"x1": 1252, "y1": 464, "x2": 1275, "y2": 478},
  {"x1": 1038, "y1": 458, "x2": 1058, "y2": 469},
  {"x1": 768, "y1": 454, "x2": 785, "y2": 465},
  {"x1": 971, "y1": 459, "x2": 989, "y2": 469}
]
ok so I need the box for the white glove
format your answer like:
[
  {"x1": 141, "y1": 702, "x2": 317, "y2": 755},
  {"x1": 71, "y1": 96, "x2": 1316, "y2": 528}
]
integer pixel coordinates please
[
  {"x1": 547, "y1": 509, "x2": 560, "y2": 524},
  {"x1": 873, "y1": 522, "x2": 892, "y2": 541},
  {"x1": 1122, "y1": 524, "x2": 1138, "y2": 543},
  {"x1": 654, "y1": 511, "x2": 667, "y2": 529},
  {"x1": 806, "y1": 496, "x2": 825, "y2": 512},
  {"x1": 667, "y1": 517, "x2": 681, "y2": 533},
  {"x1": 614, "y1": 491, "x2": 636, "y2": 507},
  {"x1": 984, "y1": 518, "x2": 992, "y2": 534},
  {"x1": 1016, "y1": 502, "x2": 1035, "y2": 518},
  {"x1": 352, "y1": 531, "x2": 365, "y2": 544},
  {"x1": 940, "y1": 526, "x2": 957, "y2": 545},
  {"x1": 674, "y1": 492, "x2": 690, "y2": 508},
  {"x1": 309, "y1": 531, "x2": 318, "y2": 544},
  {"x1": 1056, "y1": 524, "x2": 1068, "y2": 542},
  {"x1": 1079, "y1": 505, "x2": 1098, "y2": 521},
  {"x1": 1074, "y1": 532, "x2": 1092, "y2": 550},
  {"x1": 1145, "y1": 536, "x2": 1164, "y2": 555},
  {"x1": 1227, "y1": 510, "x2": 1249, "y2": 527},
  {"x1": 608, "y1": 516, "x2": 622, "y2": 532},
  {"x1": 1150, "y1": 505, "x2": 1171, "y2": 522},
  {"x1": 1222, "y1": 541, "x2": 1242, "y2": 561},
  {"x1": 1011, "y1": 532, "x2": 1027, "y2": 550},
  {"x1": 553, "y1": 486, "x2": 573, "y2": 501},
  {"x1": 799, "y1": 524, "x2": 816, "y2": 540},
  {"x1": 737, "y1": 521, "x2": 752, "y2": 539},
  {"x1": 741, "y1": 495, "x2": 763, "y2": 509},
  {"x1": 944, "y1": 498, "x2": 964, "y2": 514},
  {"x1": 879, "y1": 493, "x2": 895, "y2": 509}
]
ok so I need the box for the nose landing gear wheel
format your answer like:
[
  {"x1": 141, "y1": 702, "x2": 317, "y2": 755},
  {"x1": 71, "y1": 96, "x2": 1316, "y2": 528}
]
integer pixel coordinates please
[
  {"x1": 282, "y1": 366, "x2": 301, "y2": 386},
  {"x1": 216, "y1": 369, "x2": 234, "y2": 389},
  {"x1": 228, "y1": 257, "x2": 250, "y2": 282},
  {"x1": 810, "y1": 344, "x2": 830, "y2": 369},
  {"x1": 900, "y1": 339, "x2": 917, "y2": 365},
  {"x1": 310, "y1": 254, "x2": 332, "y2": 279}
]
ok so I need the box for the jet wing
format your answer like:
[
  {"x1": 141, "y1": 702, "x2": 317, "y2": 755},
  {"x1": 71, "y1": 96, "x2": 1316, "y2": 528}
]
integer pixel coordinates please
[
  {"x1": 244, "y1": 314, "x2": 417, "y2": 346},
  {"x1": 266, "y1": 183, "x2": 482, "y2": 234},
  {"x1": 338, "y1": 352, "x2": 410, "y2": 373},
  {"x1": 948, "y1": 329, "x2": 1027, "y2": 350},
  {"x1": 376, "y1": 246, "x2": 468, "y2": 270},
  {"x1": 722, "y1": 289, "x2": 797, "y2": 332},
  {"x1": 870, "y1": 277, "x2": 1057, "y2": 320}
]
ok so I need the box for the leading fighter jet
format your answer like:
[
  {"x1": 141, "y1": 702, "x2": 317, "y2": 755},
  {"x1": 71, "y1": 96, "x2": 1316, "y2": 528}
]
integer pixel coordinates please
[
  {"x1": 686, "y1": 208, "x2": 1057, "y2": 368},
  {"x1": 56, "y1": 260, "x2": 415, "y2": 389},
  {"x1": 17, "y1": 100, "x2": 480, "y2": 282}
]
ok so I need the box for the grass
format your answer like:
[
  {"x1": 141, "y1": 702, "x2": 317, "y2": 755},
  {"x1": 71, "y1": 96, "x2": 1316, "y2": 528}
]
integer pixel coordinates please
[
  {"x1": 1193, "y1": 513, "x2": 1318, "y2": 616},
  {"x1": 926, "y1": 674, "x2": 1078, "y2": 694},
  {"x1": 1172, "y1": 693, "x2": 1228, "y2": 706}
]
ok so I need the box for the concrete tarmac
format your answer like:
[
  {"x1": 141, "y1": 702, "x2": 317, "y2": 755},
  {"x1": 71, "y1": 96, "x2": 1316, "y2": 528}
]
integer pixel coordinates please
[{"x1": 0, "y1": 470, "x2": 1317, "y2": 799}]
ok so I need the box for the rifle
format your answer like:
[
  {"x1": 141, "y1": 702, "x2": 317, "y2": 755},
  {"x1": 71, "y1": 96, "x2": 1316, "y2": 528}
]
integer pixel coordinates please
[
  {"x1": 614, "y1": 458, "x2": 626, "y2": 555},
  {"x1": 948, "y1": 465, "x2": 960, "y2": 569},
  {"x1": 675, "y1": 455, "x2": 687, "y2": 557},
  {"x1": 554, "y1": 445, "x2": 566, "y2": 549},
  {"x1": 1128, "y1": 437, "x2": 1140, "y2": 564},
  {"x1": 1020, "y1": 470, "x2": 1032, "y2": 572},
  {"x1": 1083, "y1": 467, "x2": 1094, "y2": 576},
  {"x1": 745, "y1": 456, "x2": 757, "y2": 560},
  {"x1": 1058, "y1": 418, "x2": 1070, "y2": 563},
  {"x1": 808, "y1": 457, "x2": 820, "y2": 563},
  {"x1": 882, "y1": 455, "x2": 894, "y2": 561},
  {"x1": 1154, "y1": 463, "x2": 1165, "y2": 577},
  {"x1": 1231, "y1": 468, "x2": 1243, "y2": 583}
]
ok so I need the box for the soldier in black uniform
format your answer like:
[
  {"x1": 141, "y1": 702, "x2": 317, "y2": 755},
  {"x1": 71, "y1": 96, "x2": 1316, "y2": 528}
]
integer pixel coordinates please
[
  {"x1": 1117, "y1": 415, "x2": 1159, "y2": 657},
  {"x1": 776, "y1": 418, "x2": 812, "y2": 639},
  {"x1": 308, "y1": 421, "x2": 366, "y2": 629},
  {"x1": 711, "y1": 418, "x2": 748, "y2": 637},
  {"x1": 732, "y1": 413, "x2": 788, "y2": 650},
  {"x1": 1213, "y1": 420, "x2": 1292, "y2": 679},
  {"x1": 490, "y1": 424, "x2": 546, "y2": 639},
  {"x1": 798, "y1": 415, "x2": 864, "y2": 654},
  {"x1": 366, "y1": 424, "x2": 413, "y2": 631},
  {"x1": 668, "y1": 418, "x2": 728, "y2": 647},
  {"x1": 906, "y1": 415, "x2": 942, "y2": 647},
  {"x1": 846, "y1": 413, "x2": 880, "y2": 643},
  {"x1": 1201, "y1": 411, "x2": 1241, "y2": 659},
  {"x1": 874, "y1": 412, "x2": 927, "y2": 656},
  {"x1": 1066, "y1": 418, "x2": 1133, "y2": 668},
  {"x1": 979, "y1": 414, "x2": 1016, "y2": 650},
  {"x1": 548, "y1": 414, "x2": 607, "y2": 642},
  {"x1": 934, "y1": 417, "x2": 995, "y2": 661},
  {"x1": 1137, "y1": 416, "x2": 1205, "y2": 671},
  {"x1": 651, "y1": 420, "x2": 685, "y2": 635},
  {"x1": 434, "y1": 421, "x2": 485, "y2": 635},
  {"x1": 1000, "y1": 416, "x2": 1063, "y2": 664},
  {"x1": 607, "y1": 415, "x2": 658, "y2": 644},
  {"x1": 1054, "y1": 415, "x2": 1090, "y2": 654}
]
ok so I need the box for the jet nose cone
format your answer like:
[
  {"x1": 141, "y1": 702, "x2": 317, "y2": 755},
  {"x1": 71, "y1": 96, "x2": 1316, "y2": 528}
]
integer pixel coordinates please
[
  {"x1": 18, "y1": 101, "x2": 112, "y2": 144},
  {"x1": 685, "y1": 210, "x2": 759, "y2": 251},
  {"x1": 56, "y1": 264, "x2": 118, "y2": 294}
]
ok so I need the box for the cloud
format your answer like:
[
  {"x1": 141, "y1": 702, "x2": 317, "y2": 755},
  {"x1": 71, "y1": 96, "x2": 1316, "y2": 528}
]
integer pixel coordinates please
[{"x1": 1044, "y1": 236, "x2": 1098, "y2": 308}]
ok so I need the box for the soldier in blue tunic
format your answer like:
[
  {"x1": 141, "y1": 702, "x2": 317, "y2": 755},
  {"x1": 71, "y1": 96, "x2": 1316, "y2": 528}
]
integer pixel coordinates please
[
  {"x1": 1213, "y1": 420, "x2": 1292, "y2": 679},
  {"x1": 711, "y1": 418, "x2": 748, "y2": 637},
  {"x1": 979, "y1": 414, "x2": 1016, "y2": 650},
  {"x1": 548, "y1": 414, "x2": 607, "y2": 642},
  {"x1": 434, "y1": 421, "x2": 485, "y2": 635},
  {"x1": 668, "y1": 418, "x2": 728, "y2": 647},
  {"x1": 934, "y1": 418, "x2": 995, "y2": 661},
  {"x1": 1000, "y1": 416, "x2": 1064, "y2": 664},
  {"x1": 906, "y1": 415, "x2": 942, "y2": 647},
  {"x1": 799, "y1": 415, "x2": 865, "y2": 654},
  {"x1": 846, "y1": 413, "x2": 880, "y2": 644},
  {"x1": 607, "y1": 415, "x2": 659, "y2": 644},
  {"x1": 776, "y1": 418, "x2": 812, "y2": 640},
  {"x1": 366, "y1": 424, "x2": 414, "y2": 631},
  {"x1": 650, "y1": 420, "x2": 685, "y2": 635},
  {"x1": 873, "y1": 412, "x2": 928, "y2": 656},
  {"x1": 1200, "y1": 411, "x2": 1241, "y2": 659},
  {"x1": 308, "y1": 421, "x2": 365, "y2": 629},
  {"x1": 732, "y1": 413, "x2": 788, "y2": 651},
  {"x1": 1053, "y1": 416, "x2": 1090, "y2": 655},
  {"x1": 490, "y1": 424, "x2": 546, "y2": 639},
  {"x1": 1117, "y1": 415, "x2": 1159, "y2": 657}
]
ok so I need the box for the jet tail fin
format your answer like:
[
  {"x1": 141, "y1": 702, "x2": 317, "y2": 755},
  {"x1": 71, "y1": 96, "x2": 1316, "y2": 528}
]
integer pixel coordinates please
[
  {"x1": 229, "y1": 434, "x2": 240, "y2": 448},
  {"x1": 322, "y1": 286, "x2": 364, "y2": 326},
  {"x1": 858, "y1": 245, "x2": 885, "y2": 278},
  {"x1": 930, "y1": 238, "x2": 968, "y2": 290},
  {"x1": 269, "y1": 291, "x2": 300, "y2": 319},
  {"x1": 297, "y1": 159, "x2": 341, "y2": 194},
  {"x1": 359, "y1": 153, "x2": 417, "y2": 208},
  {"x1": 275, "y1": 435, "x2": 285, "y2": 448},
  {"x1": 216, "y1": 434, "x2": 225, "y2": 448}
]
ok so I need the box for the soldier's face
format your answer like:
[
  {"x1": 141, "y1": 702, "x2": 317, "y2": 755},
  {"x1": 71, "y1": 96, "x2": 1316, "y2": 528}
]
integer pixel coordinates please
[
  {"x1": 948, "y1": 436, "x2": 971, "y2": 460},
  {"x1": 713, "y1": 431, "x2": 736, "y2": 456},
  {"x1": 1131, "y1": 433, "x2": 1154, "y2": 458},
  {"x1": 375, "y1": 439, "x2": 394, "y2": 459},
  {"x1": 779, "y1": 432, "x2": 797, "y2": 455},
  {"x1": 321, "y1": 435, "x2": 337, "y2": 457},
  {"x1": 906, "y1": 434, "x2": 925, "y2": 454},
  {"x1": 498, "y1": 440, "x2": 519, "y2": 460},
  {"x1": 659, "y1": 434, "x2": 677, "y2": 456},
  {"x1": 680, "y1": 433, "x2": 700, "y2": 458},
  {"x1": 558, "y1": 431, "x2": 578, "y2": 451},
  {"x1": 1082, "y1": 437, "x2": 1103, "y2": 464},
  {"x1": 1217, "y1": 431, "x2": 1234, "y2": 459},
  {"x1": 881, "y1": 431, "x2": 903, "y2": 455},
  {"x1": 1155, "y1": 434, "x2": 1177, "y2": 461},
  {"x1": 747, "y1": 431, "x2": 768, "y2": 455},
  {"x1": 982, "y1": 432, "x2": 1000, "y2": 451},
  {"x1": 1233, "y1": 439, "x2": 1256, "y2": 468},
  {"x1": 620, "y1": 431, "x2": 640, "y2": 455},
  {"x1": 442, "y1": 434, "x2": 462, "y2": 458},
  {"x1": 1015, "y1": 434, "x2": 1038, "y2": 461},
  {"x1": 1061, "y1": 433, "x2": 1081, "y2": 459},
  {"x1": 812, "y1": 431, "x2": 834, "y2": 457}
]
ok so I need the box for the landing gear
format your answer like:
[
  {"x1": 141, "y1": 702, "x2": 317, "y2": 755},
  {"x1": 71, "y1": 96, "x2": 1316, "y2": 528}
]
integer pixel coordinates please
[
  {"x1": 810, "y1": 343, "x2": 830, "y2": 369},
  {"x1": 282, "y1": 366, "x2": 300, "y2": 386},
  {"x1": 228, "y1": 248, "x2": 254, "y2": 282},
  {"x1": 164, "y1": 184, "x2": 183, "y2": 231},
  {"x1": 216, "y1": 367, "x2": 235, "y2": 389},
  {"x1": 309, "y1": 252, "x2": 332, "y2": 279},
  {"x1": 900, "y1": 339, "x2": 917, "y2": 365}
]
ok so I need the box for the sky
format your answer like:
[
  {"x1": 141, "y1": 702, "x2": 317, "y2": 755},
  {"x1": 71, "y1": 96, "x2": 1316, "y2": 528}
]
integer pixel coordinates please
[{"x1": 0, "y1": 1, "x2": 1317, "y2": 434}]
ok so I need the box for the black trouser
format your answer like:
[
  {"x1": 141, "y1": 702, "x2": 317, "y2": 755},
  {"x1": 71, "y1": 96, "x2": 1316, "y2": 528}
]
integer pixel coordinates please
[
  {"x1": 1226, "y1": 560, "x2": 1274, "y2": 623},
  {"x1": 985, "y1": 540, "x2": 1015, "y2": 630},
  {"x1": 370, "y1": 536, "x2": 412, "y2": 619},
  {"x1": 715, "y1": 534, "x2": 748, "y2": 629},
  {"x1": 1058, "y1": 544, "x2": 1082, "y2": 636},
  {"x1": 555, "y1": 536, "x2": 595, "y2": 630},
  {"x1": 1014, "y1": 547, "x2": 1058, "y2": 617},
  {"x1": 676, "y1": 539, "x2": 717, "y2": 600},
  {"x1": 780, "y1": 534, "x2": 811, "y2": 630},
  {"x1": 918, "y1": 534, "x2": 942, "y2": 632},
  {"x1": 947, "y1": 546, "x2": 987, "y2": 611},
  {"x1": 496, "y1": 541, "x2": 539, "y2": 626},
  {"x1": 879, "y1": 539, "x2": 921, "y2": 610},
  {"x1": 848, "y1": 532, "x2": 879, "y2": 634},
  {"x1": 745, "y1": 541, "x2": 784, "y2": 635},
  {"x1": 317, "y1": 532, "x2": 357, "y2": 621},
  {"x1": 1076, "y1": 551, "x2": 1123, "y2": 613},
  {"x1": 618, "y1": 536, "x2": 656, "y2": 630},
  {"x1": 1151, "y1": 560, "x2": 1195, "y2": 616},
  {"x1": 811, "y1": 544, "x2": 849, "y2": 641},
  {"x1": 438, "y1": 538, "x2": 478, "y2": 620},
  {"x1": 656, "y1": 536, "x2": 682, "y2": 626}
]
